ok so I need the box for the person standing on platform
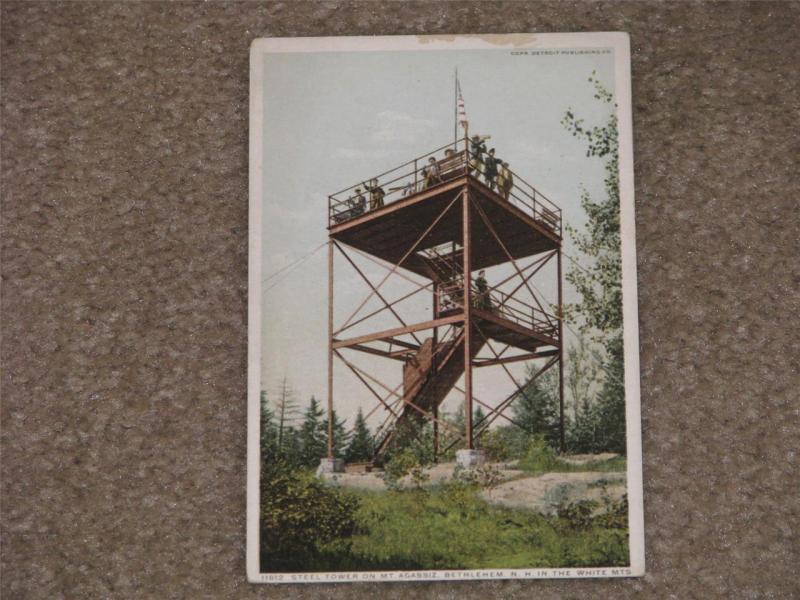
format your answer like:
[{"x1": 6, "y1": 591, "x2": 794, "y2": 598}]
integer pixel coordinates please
[
  {"x1": 468, "y1": 134, "x2": 489, "y2": 175},
  {"x1": 363, "y1": 178, "x2": 385, "y2": 210},
  {"x1": 484, "y1": 148, "x2": 499, "y2": 190},
  {"x1": 441, "y1": 148, "x2": 460, "y2": 180},
  {"x1": 423, "y1": 156, "x2": 442, "y2": 189},
  {"x1": 352, "y1": 187, "x2": 366, "y2": 213},
  {"x1": 474, "y1": 269, "x2": 492, "y2": 310},
  {"x1": 497, "y1": 162, "x2": 513, "y2": 200}
]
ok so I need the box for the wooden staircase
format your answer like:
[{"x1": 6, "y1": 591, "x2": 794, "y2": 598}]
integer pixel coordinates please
[{"x1": 373, "y1": 324, "x2": 484, "y2": 461}]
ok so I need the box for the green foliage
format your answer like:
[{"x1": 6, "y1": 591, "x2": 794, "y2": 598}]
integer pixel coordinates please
[
  {"x1": 513, "y1": 368, "x2": 562, "y2": 450},
  {"x1": 324, "y1": 408, "x2": 351, "y2": 460},
  {"x1": 280, "y1": 428, "x2": 302, "y2": 468},
  {"x1": 344, "y1": 484, "x2": 629, "y2": 569},
  {"x1": 593, "y1": 335, "x2": 626, "y2": 454},
  {"x1": 473, "y1": 405, "x2": 487, "y2": 431},
  {"x1": 593, "y1": 493, "x2": 629, "y2": 530},
  {"x1": 259, "y1": 459, "x2": 359, "y2": 572},
  {"x1": 518, "y1": 434, "x2": 559, "y2": 474},
  {"x1": 567, "y1": 335, "x2": 626, "y2": 454},
  {"x1": 298, "y1": 396, "x2": 327, "y2": 466},
  {"x1": 455, "y1": 464, "x2": 503, "y2": 489},
  {"x1": 259, "y1": 454, "x2": 628, "y2": 572},
  {"x1": 565, "y1": 337, "x2": 600, "y2": 451},
  {"x1": 264, "y1": 386, "x2": 355, "y2": 468},
  {"x1": 561, "y1": 73, "x2": 627, "y2": 456},
  {"x1": 345, "y1": 408, "x2": 375, "y2": 463},
  {"x1": 479, "y1": 427, "x2": 518, "y2": 462},
  {"x1": 556, "y1": 499, "x2": 599, "y2": 529},
  {"x1": 516, "y1": 445, "x2": 626, "y2": 476},
  {"x1": 260, "y1": 391, "x2": 278, "y2": 463},
  {"x1": 409, "y1": 464, "x2": 431, "y2": 489},
  {"x1": 554, "y1": 492, "x2": 628, "y2": 533},
  {"x1": 382, "y1": 447, "x2": 427, "y2": 491},
  {"x1": 561, "y1": 72, "x2": 621, "y2": 339},
  {"x1": 273, "y1": 377, "x2": 299, "y2": 461},
  {"x1": 381, "y1": 419, "x2": 436, "y2": 465}
]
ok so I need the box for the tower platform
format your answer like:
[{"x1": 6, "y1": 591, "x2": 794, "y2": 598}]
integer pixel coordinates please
[{"x1": 329, "y1": 176, "x2": 561, "y2": 279}]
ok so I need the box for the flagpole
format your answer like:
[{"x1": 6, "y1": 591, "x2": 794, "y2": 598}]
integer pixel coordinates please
[{"x1": 454, "y1": 68, "x2": 458, "y2": 147}]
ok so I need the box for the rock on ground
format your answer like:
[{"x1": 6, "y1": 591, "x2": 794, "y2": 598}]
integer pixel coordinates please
[{"x1": 480, "y1": 471, "x2": 627, "y2": 515}]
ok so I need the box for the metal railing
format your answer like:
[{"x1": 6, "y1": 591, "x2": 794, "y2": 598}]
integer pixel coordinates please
[
  {"x1": 435, "y1": 281, "x2": 559, "y2": 342},
  {"x1": 327, "y1": 136, "x2": 562, "y2": 236},
  {"x1": 488, "y1": 288, "x2": 559, "y2": 341}
]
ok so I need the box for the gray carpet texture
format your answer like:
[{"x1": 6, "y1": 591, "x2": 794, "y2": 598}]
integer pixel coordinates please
[{"x1": 1, "y1": 2, "x2": 798, "y2": 598}]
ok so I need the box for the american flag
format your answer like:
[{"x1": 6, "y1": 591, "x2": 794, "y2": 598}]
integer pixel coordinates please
[{"x1": 457, "y1": 79, "x2": 468, "y2": 129}]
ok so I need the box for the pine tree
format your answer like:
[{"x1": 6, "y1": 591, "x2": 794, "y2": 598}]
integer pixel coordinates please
[
  {"x1": 473, "y1": 405, "x2": 487, "y2": 427},
  {"x1": 281, "y1": 427, "x2": 302, "y2": 468},
  {"x1": 593, "y1": 335, "x2": 626, "y2": 454},
  {"x1": 274, "y1": 377, "x2": 299, "y2": 461},
  {"x1": 450, "y1": 404, "x2": 465, "y2": 433},
  {"x1": 345, "y1": 408, "x2": 374, "y2": 462},
  {"x1": 473, "y1": 405, "x2": 487, "y2": 449},
  {"x1": 569, "y1": 396, "x2": 601, "y2": 453},
  {"x1": 299, "y1": 396, "x2": 327, "y2": 466},
  {"x1": 260, "y1": 391, "x2": 278, "y2": 462},
  {"x1": 324, "y1": 409, "x2": 351, "y2": 460},
  {"x1": 512, "y1": 367, "x2": 562, "y2": 450},
  {"x1": 564, "y1": 337, "x2": 605, "y2": 452}
]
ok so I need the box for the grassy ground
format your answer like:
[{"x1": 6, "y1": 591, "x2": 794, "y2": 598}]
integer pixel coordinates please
[
  {"x1": 516, "y1": 448, "x2": 627, "y2": 477},
  {"x1": 260, "y1": 454, "x2": 630, "y2": 572},
  {"x1": 332, "y1": 481, "x2": 629, "y2": 570}
]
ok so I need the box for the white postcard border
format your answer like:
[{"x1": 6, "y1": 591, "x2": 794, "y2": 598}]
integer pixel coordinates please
[{"x1": 247, "y1": 32, "x2": 644, "y2": 583}]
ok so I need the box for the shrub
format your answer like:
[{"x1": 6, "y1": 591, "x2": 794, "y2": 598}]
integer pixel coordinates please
[
  {"x1": 479, "y1": 428, "x2": 515, "y2": 462},
  {"x1": 382, "y1": 447, "x2": 426, "y2": 490},
  {"x1": 556, "y1": 499, "x2": 599, "y2": 529},
  {"x1": 519, "y1": 434, "x2": 559, "y2": 474},
  {"x1": 409, "y1": 464, "x2": 430, "y2": 489},
  {"x1": 439, "y1": 477, "x2": 484, "y2": 520},
  {"x1": 595, "y1": 493, "x2": 628, "y2": 529},
  {"x1": 455, "y1": 464, "x2": 503, "y2": 489},
  {"x1": 260, "y1": 460, "x2": 359, "y2": 571}
]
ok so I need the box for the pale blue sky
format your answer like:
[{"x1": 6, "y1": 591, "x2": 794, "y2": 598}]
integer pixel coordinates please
[{"x1": 260, "y1": 46, "x2": 616, "y2": 427}]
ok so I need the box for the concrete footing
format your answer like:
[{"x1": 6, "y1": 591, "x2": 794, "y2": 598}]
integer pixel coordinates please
[
  {"x1": 316, "y1": 457, "x2": 345, "y2": 476},
  {"x1": 455, "y1": 449, "x2": 486, "y2": 469}
]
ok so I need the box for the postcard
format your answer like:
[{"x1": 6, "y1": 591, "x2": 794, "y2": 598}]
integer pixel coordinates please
[{"x1": 248, "y1": 32, "x2": 643, "y2": 583}]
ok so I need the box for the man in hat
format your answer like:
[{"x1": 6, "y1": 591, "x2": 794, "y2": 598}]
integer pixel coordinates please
[
  {"x1": 483, "y1": 148, "x2": 499, "y2": 190},
  {"x1": 350, "y1": 187, "x2": 366, "y2": 215},
  {"x1": 423, "y1": 156, "x2": 442, "y2": 189},
  {"x1": 473, "y1": 269, "x2": 492, "y2": 311},
  {"x1": 363, "y1": 178, "x2": 385, "y2": 210},
  {"x1": 497, "y1": 162, "x2": 513, "y2": 201},
  {"x1": 468, "y1": 134, "x2": 489, "y2": 175},
  {"x1": 441, "y1": 148, "x2": 461, "y2": 180}
]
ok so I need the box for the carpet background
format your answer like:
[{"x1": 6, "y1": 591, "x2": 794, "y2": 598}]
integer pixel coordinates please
[{"x1": 1, "y1": 2, "x2": 798, "y2": 598}]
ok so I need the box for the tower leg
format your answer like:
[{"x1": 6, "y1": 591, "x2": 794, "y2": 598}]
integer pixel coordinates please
[
  {"x1": 327, "y1": 240, "x2": 334, "y2": 459},
  {"x1": 557, "y1": 247, "x2": 565, "y2": 454},
  {"x1": 462, "y1": 187, "x2": 473, "y2": 450}
]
